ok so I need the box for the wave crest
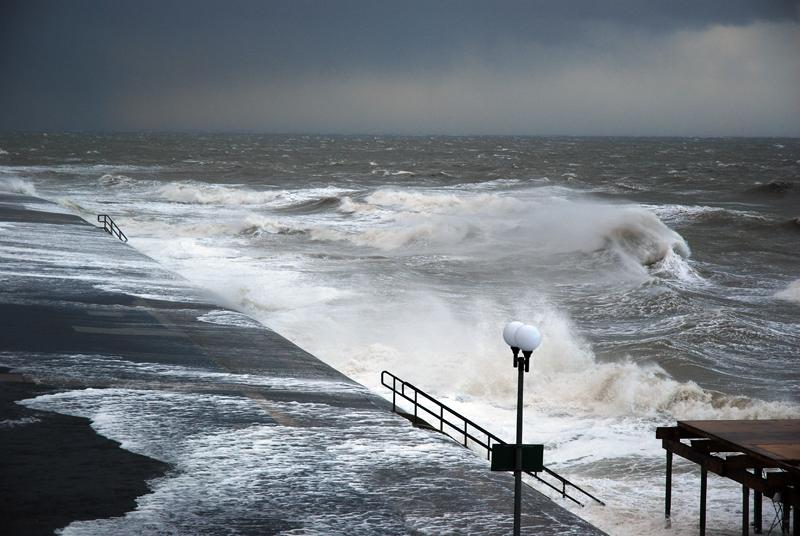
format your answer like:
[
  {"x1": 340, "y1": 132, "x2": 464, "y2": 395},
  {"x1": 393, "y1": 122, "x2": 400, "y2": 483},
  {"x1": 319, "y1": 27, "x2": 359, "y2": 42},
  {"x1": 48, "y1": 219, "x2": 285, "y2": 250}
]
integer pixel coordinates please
[
  {"x1": 158, "y1": 182, "x2": 282, "y2": 205},
  {"x1": 454, "y1": 310, "x2": 797, "y2": 420},
  {"x1": 325, "y1": 189, "x2": 693, "y2": 278},
  {"x1": 602, "y1": 209, "x2": 690, "y2": 268},
  {"x1": 364, "y1": 189, "x2": 524, "y2": 214},
  {"x1": 0, "y1": 176, "x2": 36, "y2": 196}
]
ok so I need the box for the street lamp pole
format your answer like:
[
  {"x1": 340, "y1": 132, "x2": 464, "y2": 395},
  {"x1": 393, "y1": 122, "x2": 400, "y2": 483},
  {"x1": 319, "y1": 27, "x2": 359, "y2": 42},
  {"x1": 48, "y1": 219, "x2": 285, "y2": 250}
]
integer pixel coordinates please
[
  {"x1": 514, "y1": 346, "x2": 525, "y2": 535},
  {"x1": 502, "y1": 321, "x2": 542, "y2": 536}
]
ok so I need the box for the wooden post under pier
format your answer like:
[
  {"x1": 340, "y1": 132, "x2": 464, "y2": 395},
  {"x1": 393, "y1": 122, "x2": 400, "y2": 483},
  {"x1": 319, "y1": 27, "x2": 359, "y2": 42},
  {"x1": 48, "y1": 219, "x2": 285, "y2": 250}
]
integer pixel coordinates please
[
  {"x1": 700, "y1": 466, "x2": 707, "y2": 536},
  {"x1": 666, "y1": 449, "x2": 672, "y2": 522}
]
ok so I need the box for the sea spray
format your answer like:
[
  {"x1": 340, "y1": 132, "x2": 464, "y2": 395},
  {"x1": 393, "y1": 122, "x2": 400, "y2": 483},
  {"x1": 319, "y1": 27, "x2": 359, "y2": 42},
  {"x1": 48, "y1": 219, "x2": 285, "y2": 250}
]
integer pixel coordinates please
[
  {"x1": 775, "y1": 279, "x2": 800, "y2": 304},
  {"x1": 7, "y1": 133, "x2": 798, "y2": 536},
  {"x1": 0, "y1": 176, "x2": 37, "y2": 196}
]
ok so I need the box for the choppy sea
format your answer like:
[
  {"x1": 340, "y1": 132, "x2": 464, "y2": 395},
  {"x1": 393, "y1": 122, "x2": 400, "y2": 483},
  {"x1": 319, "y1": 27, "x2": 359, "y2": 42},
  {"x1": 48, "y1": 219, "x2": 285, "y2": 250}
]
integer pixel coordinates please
[{"x1": 1, "y1": 133, "x2": 799, "y2": 535}]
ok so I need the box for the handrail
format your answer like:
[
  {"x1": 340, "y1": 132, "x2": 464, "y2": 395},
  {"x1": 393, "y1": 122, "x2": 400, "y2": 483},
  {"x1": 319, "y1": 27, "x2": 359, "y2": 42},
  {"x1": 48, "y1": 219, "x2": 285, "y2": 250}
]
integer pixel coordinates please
[
  {"x1": 381, "y1": 370, "x2": 605, "y2": 507},
  {"x1": 97, "y1": 214, "x2": 128, "y2": 242}
]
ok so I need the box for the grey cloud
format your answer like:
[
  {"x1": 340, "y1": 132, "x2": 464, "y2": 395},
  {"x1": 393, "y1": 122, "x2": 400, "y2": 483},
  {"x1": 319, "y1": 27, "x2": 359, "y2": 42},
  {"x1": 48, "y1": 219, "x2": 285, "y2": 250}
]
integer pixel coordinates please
[{"x1": 1, "y1": 1, "x2": 799, "y2": 134}]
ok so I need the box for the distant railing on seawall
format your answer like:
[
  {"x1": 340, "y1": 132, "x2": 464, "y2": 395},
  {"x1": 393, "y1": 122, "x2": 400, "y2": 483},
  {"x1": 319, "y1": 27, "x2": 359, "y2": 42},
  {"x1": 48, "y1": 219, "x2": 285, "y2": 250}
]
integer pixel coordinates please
[
  {"x1": 381, "y1": 370, "x2": 605, "y2": 507},
  {"x1": 97, "y1": 214, "x2": 128, "y2": 242}
]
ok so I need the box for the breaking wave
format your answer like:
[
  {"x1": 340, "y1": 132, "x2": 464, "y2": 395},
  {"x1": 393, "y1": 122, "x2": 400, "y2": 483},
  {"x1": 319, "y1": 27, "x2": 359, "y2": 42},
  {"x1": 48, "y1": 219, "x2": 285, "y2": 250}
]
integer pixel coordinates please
[
  {"x1": 158, "y1": 182, "x2": 283, "y2": 205},
  {"x1": 316, "y1": 297, "x2": 797, "y2": 422},
  {"x1": 315, "y1": 189, "x2": 693, "y2": 277},
  {"x1": 0, "y1": 176, "x2": 37, "y2": 196},
  {"x1": 363, "y1": 189, "x2": 524, "y2": 214},
  {"x1": 157, "y1": 181, "x2": 356, "y2": 211},
  {"x1": 601, "y1": 209, "x2": 690, "y2": 268}
]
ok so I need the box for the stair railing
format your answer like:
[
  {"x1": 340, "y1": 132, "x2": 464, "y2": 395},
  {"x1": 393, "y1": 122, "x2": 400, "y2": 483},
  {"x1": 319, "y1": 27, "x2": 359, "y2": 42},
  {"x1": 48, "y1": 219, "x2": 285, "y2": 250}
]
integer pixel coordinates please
[
  {"x1": 97, "y1": 214, "x2": 128, "y2": 242},
  {"x1": 381, "y1": 370, "x2": 605, "y2": 507}
]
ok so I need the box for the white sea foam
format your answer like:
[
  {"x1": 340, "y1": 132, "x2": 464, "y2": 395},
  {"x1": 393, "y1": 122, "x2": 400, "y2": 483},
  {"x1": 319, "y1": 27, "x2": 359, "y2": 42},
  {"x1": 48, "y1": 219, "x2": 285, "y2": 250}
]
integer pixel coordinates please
[
  {"x1": 646, "y1": 203, "x2": 766, "y2": 225},
  {"x1": 157, "y1": 181, "x2": 355, "y2": 208},
  {"x1": 319, "y1": 298, "x2": 795, "y2": 422},
  {"x1": 57, "y1": 197, "x2": 93, "y2": 216},
  {"x1": 196, "y1": 309, "x2": 266, "y2": 329},
  {"x1": 19, "y1": 388, "x2": 532, "y2": 535},
  {"x1": 0, "y1": 176, "x2": 37, "y2": 195},
  {"x1": 316, "y1": 189, "x2": 692, "y2": 278},
  {"x1": 0, "y1": 352, "x2": 367, "y2": 396},
  {"x1": 364, "y1": 188, "x2": 524, "y2": 214},
  {"x1": 775, "y1": 279, "x2": 800, "y2": 304},
  {"x1": 446, "y1": 178, "x2": 523, "y2": 190},
  {"x1": 158, "y1": 182, "x2": 283, "y2": 205},
  {"x1": 0, "y1": 416, "x2": 40, "y2": 428}
]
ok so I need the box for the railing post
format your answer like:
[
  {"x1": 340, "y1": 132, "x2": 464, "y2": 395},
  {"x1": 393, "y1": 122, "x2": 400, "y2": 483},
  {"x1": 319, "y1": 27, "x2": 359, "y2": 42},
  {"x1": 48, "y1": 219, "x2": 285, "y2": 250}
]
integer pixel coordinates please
[
  {"x1": 440, "y1": 406, "x2": 443, "y2": 432},
  {"x1": 414, "y1": 389, "x2": 417, "y2": 419},
  {"x1": 463, "y1": 421, "x2": 468, "y2": 446},
  {"x1": 391, "y1": 377, "x2": 396, "y2": 412}
]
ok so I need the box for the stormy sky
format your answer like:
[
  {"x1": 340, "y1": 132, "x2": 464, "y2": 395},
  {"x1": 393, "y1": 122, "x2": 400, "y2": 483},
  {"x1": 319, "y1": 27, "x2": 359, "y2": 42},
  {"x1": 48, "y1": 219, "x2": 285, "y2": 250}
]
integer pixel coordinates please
[{"x1": 2, "y1": 1, "x2": 799, "y2": 135}]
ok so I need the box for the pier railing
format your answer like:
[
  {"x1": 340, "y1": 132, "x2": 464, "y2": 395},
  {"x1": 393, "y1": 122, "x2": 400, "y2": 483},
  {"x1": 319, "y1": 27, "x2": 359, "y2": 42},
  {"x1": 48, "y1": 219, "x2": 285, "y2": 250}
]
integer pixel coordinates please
[
  {"x1": 97, "y1": 214, "x2": 128, "y2": 242},
  {"x1": 381, "y1": 370, "x2": 604, "y2": 507}
]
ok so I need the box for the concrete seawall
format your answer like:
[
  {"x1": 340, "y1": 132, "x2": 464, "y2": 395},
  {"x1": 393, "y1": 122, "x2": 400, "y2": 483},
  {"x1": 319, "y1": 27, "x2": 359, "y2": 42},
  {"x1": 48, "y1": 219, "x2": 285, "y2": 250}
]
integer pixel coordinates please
[{"x1": 0, "y1": 192, "x2": 606, "y2": 535}]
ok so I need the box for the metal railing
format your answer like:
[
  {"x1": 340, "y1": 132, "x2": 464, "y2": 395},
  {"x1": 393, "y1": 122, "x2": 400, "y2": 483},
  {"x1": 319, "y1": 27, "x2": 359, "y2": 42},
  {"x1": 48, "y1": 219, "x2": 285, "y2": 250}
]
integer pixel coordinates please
[
  {"x1": 381, "y1": 370, "x2": 605, "y2": 507},
  {"x1": 97, "y1": 214, "x2": 128, "y2": 242}
]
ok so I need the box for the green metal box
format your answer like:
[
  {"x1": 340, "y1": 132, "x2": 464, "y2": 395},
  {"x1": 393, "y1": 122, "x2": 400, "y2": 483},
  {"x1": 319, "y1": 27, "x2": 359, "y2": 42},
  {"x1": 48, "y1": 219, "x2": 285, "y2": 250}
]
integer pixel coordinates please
[{"x1": 490, "y1": 444, "x2": 544, "y2": 472}]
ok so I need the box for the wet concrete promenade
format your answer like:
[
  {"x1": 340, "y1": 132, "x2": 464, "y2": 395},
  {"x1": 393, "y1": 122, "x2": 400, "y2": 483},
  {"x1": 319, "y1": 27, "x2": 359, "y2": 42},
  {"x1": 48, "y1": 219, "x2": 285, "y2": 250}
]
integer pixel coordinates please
[{"x1": 0, "y1": 192, "x2": 605, "y2": 535}]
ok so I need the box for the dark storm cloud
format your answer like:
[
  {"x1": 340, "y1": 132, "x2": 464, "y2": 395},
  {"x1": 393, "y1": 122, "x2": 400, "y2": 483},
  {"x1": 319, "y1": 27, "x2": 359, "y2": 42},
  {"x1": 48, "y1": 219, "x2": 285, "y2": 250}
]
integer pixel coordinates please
[{"x1": 1, "y1": 1, "x2": 799, "y2": 134}]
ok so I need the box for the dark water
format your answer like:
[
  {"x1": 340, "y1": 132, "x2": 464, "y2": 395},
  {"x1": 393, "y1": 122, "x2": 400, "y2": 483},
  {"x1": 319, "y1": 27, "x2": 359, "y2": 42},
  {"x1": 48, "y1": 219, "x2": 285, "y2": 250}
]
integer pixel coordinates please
[{"x1": 1, "y1": 133, "x2": 799, "y2": 534}]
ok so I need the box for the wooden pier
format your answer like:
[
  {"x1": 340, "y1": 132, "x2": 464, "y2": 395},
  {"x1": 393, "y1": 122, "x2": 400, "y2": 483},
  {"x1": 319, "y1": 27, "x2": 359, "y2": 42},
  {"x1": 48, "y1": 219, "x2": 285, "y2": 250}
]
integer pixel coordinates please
[{"x1": 656, "y1": 420, "x2": 800, "y2": 535}]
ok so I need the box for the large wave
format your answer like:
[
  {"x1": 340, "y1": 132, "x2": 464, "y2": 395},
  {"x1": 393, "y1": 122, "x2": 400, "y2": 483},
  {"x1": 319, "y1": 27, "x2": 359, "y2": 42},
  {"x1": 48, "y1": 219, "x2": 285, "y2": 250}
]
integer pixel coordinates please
[
  {"x1": 257, "y1": 288, "x2": 797, "y2": 422},
  {"x1": 158, "y1": 182, "x2": 284, "y2": 205},
  {"x1": 316, "y1": 188, "x2": 693, "y2": 279}
]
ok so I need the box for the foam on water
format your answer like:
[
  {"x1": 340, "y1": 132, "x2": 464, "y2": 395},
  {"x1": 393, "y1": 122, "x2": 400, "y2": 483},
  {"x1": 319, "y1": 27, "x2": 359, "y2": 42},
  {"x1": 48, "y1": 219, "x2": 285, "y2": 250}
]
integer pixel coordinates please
[
  {"x1": 16, "y1": 386, "x2": 543, "y2": 535},
  {"x1": 157, "y1": 181, "x2": 356, "y2": 208},
  {"x1": 775, "y1": 279, "x2": 800, "y2": 304},
  {"x1": 196, "y1": 309, "x2": 267, "y2": 329},
  {"x1": 5, "y1": 134, "x2": 799, "y2": 536},
  {"x1": 0, "y1": 352, "x2": 368, "y2": 396},
  {"x1": 0, "y1": 175, "x2": 37, "y2": 196},
  {"x1": 305, "y1": 187, "x2": 692, "y2": 280}
]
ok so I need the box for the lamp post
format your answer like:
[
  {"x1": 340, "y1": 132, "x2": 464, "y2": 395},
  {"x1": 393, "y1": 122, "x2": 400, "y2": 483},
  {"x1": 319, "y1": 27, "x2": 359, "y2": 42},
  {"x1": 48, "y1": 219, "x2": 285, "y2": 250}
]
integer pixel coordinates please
[{"x1": 502, "y1": 321, "x2": 542, "y2": 536}]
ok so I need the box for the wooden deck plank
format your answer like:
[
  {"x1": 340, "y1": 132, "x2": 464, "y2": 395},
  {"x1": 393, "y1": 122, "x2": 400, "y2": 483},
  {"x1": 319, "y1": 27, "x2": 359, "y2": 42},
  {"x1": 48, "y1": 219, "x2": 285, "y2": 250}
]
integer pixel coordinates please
[{"x1": 677, "y1": 420, "x2": 800, "y2": 476}]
